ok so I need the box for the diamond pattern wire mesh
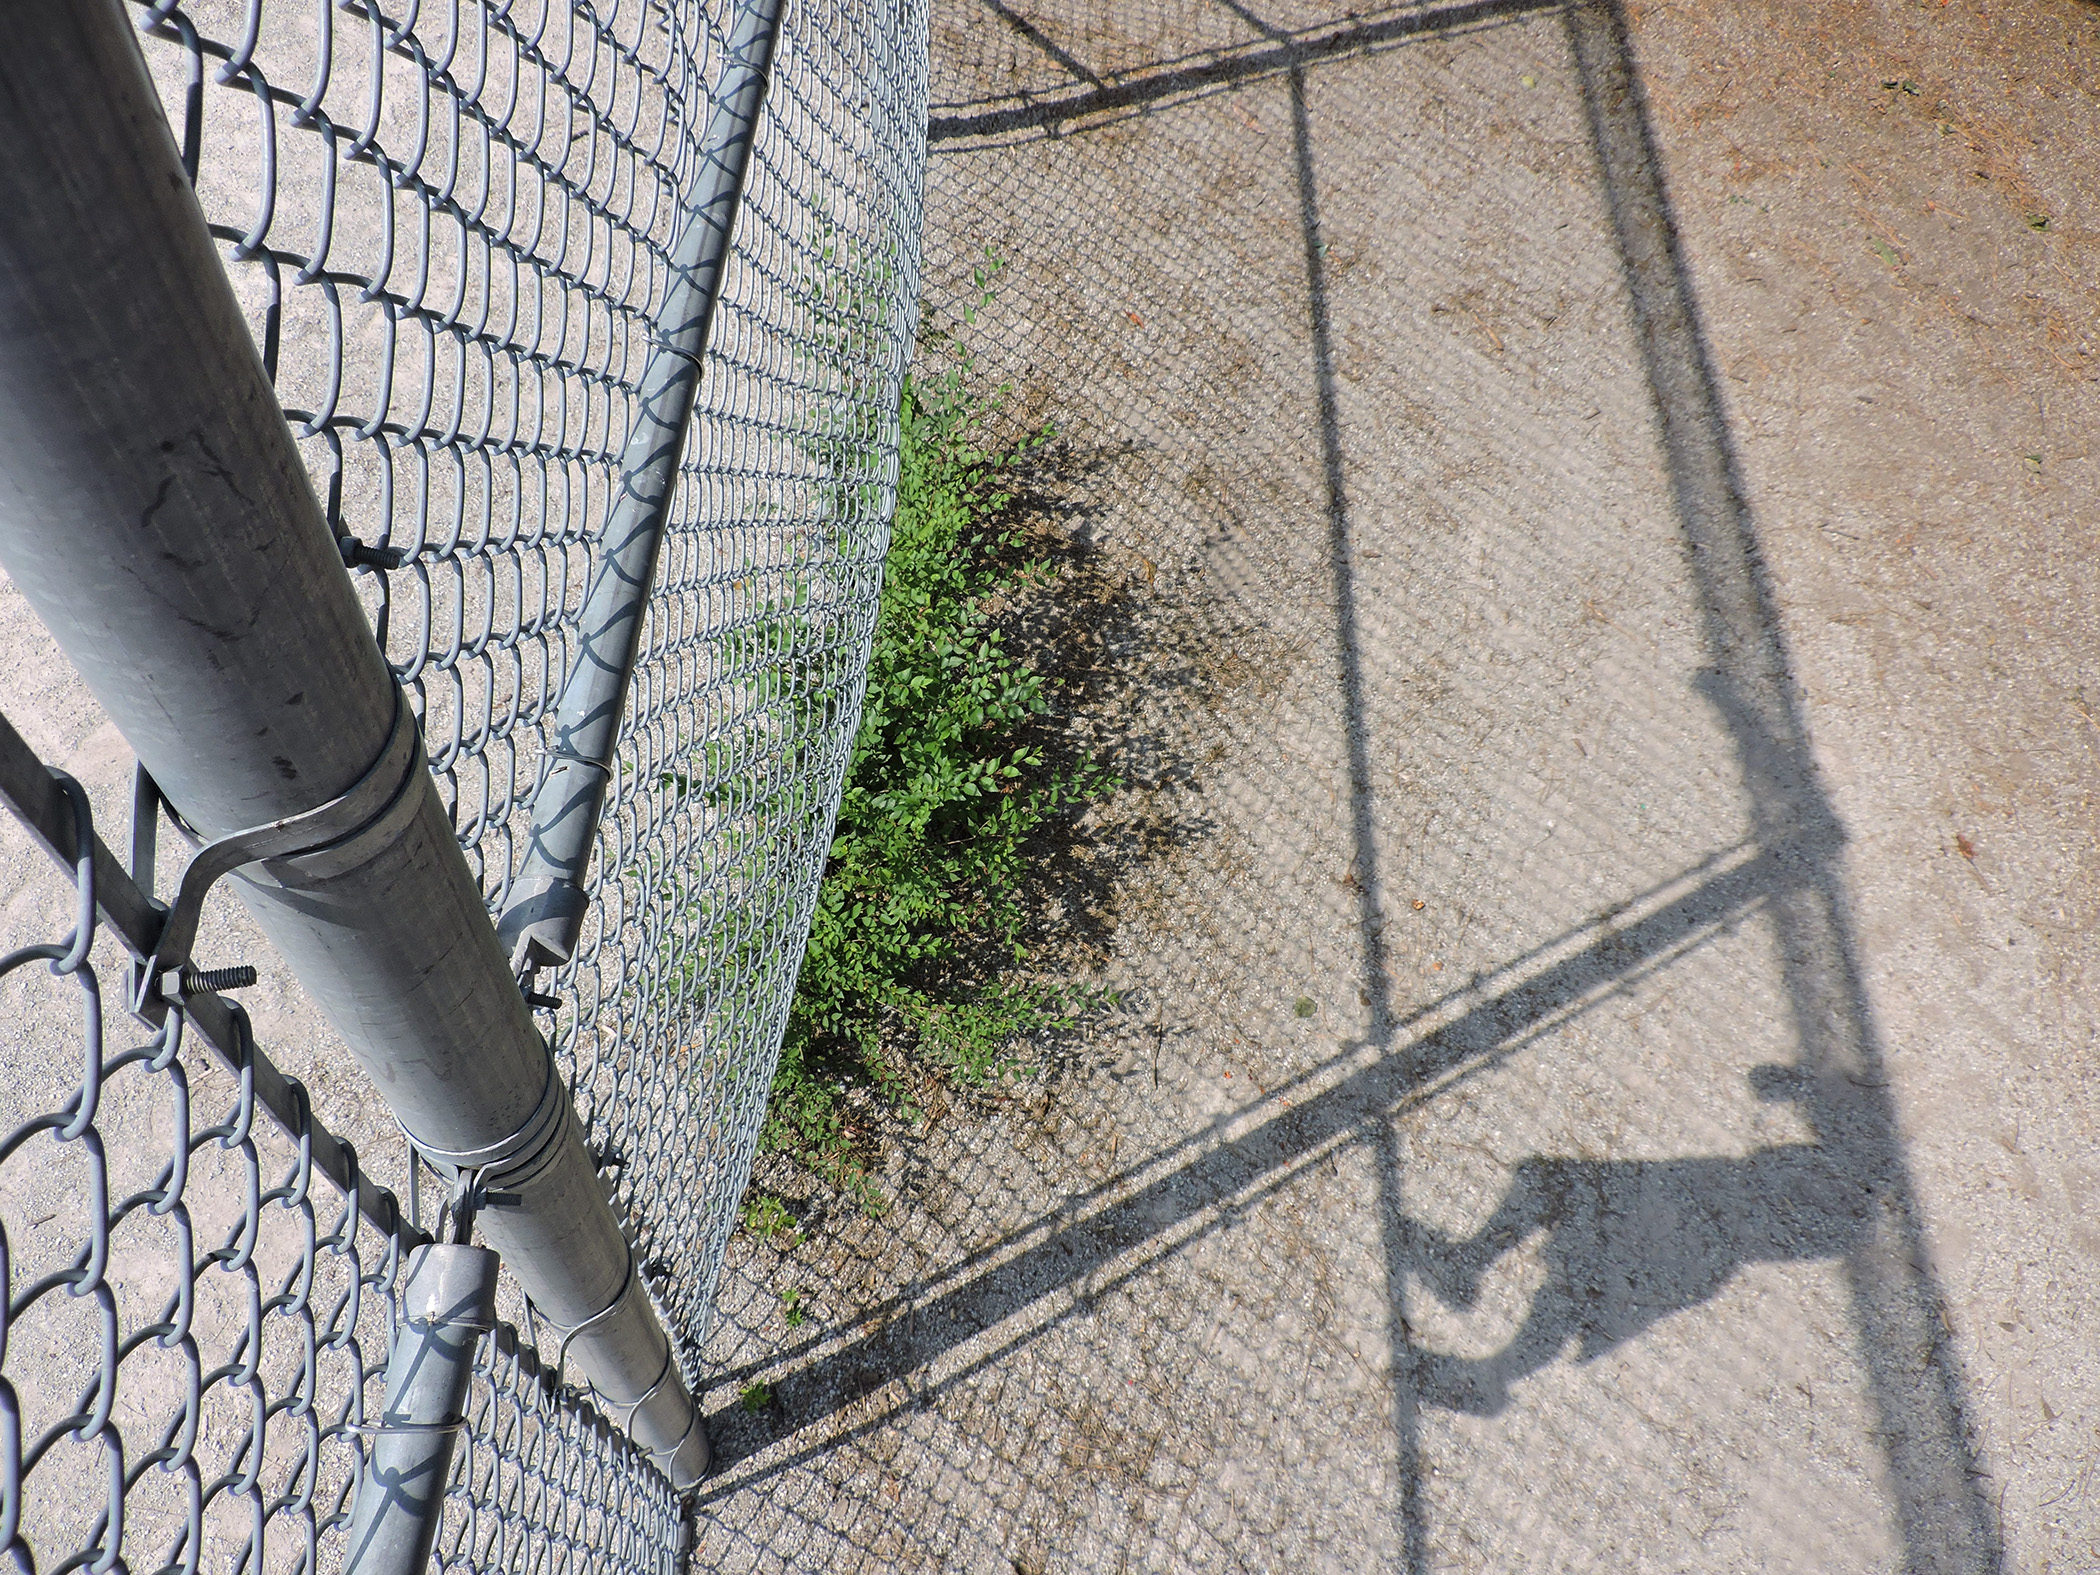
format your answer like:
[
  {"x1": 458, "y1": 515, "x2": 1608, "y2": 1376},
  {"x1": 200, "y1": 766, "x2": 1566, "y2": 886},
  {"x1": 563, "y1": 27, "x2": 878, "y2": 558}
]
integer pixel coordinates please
[
  {"x1": 130, "y1": 0, "x2": 927, "y2": 1391},
  {"x1": 555, "y1": 0, "x2": 929, "y2": 1378},
  {"x1": 0, "y1": 0, "x2": 928, "y2": 1567},
  {"x1": 0, "y1": 768, "x2": 682, "y2": 1574}
]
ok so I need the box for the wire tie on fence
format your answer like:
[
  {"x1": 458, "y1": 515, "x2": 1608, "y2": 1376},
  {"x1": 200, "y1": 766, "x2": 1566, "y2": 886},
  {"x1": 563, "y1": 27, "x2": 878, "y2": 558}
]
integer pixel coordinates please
[
  {"x1": 400, "y1": 1039, "x2": 567, "y2": 1178},
  {"x1": 348, "y1": 1418, "x2": 468, "y2": 1437},
  {"x1": 545, "y1": 744, "x2": 609, "y2": 769},
  {"x1": 130, "y1": 681, "x2": 423, "y2": 1015},
  {"x1": 664, "y1": 1406, "x2": 710, "y2": 1485},
  {"x1": 614, "y1": 1344, "x2": 678, "y2": 1440},
  {"x1": 441, "y1": 1165, "x2": 524, "y2": 1243},
  {"x1": 644, "y1": 331, "x2": 706, "y2": 371},
  {"x1": 550, "y1": 1247, "x2": 643, "y2": 1378}
]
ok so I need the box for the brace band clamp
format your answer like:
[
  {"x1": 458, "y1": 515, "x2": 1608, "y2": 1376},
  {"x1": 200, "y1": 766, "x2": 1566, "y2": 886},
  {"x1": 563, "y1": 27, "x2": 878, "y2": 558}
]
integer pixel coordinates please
[{"x1": 132, "y1": 683, "x2": 425, "y2": 1014}]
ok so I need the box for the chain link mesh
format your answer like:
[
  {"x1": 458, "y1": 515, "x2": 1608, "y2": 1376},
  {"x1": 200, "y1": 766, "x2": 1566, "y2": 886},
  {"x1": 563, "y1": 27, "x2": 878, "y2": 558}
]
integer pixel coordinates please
[
  {"x1": 0, "y1": 0, "x2": 928, "y2": 1566},
  {"x1": 129, "y1": 0, "x2": 927, "y2": 1383},
  {"x1": 566, "y1": 0, "x2": 928, "y2": 1378},
  {"x1": 0, "y1": 766, "x2": 682, "y2": 1574}
]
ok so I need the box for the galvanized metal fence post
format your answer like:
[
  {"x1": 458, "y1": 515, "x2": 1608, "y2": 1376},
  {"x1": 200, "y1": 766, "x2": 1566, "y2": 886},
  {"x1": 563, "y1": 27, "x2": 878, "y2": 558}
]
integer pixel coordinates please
[
  {"x1": 0, "y1": 6, "x2": 709, "y2": 1545},
  {"x1": 499, "y1": 0, "x2": 787, "y2": 974},
  {"x1": 343, "y1": 1243, "x2": 501, "y2": 1575}
]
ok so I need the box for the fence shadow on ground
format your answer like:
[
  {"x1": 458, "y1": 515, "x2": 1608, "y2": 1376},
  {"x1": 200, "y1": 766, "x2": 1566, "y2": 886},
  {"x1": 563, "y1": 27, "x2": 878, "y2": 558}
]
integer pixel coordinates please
[
  {"x1": 926, "y1": 0, "x2": 1559, "y2": 143},
  {"x1": 1541, "y1": 6, "x2": 1998, "y2": 1569},
  {"x1": 700, "y1": 3, "x2": 2004, "y2": 1571},
  {"x1": 998, "y1": 433, "x2": 1224, "y2": 980}
]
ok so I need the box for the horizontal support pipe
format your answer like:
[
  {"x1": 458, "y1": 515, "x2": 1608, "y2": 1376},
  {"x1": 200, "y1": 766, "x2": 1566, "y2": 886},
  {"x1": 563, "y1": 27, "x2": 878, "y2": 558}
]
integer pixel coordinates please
[
  {"x1": 498, "y1": 0, "x2": 785, "y2": 971},
  {"x1": 0, "y1": 1, "x2": 705, "y2": 1489}
]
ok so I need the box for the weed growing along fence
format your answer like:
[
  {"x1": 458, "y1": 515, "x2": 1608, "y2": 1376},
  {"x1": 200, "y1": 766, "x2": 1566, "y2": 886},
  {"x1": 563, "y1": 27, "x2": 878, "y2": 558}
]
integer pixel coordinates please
[
  {"x1": 761, "y1": 302, "x2": 1118, "y2": 1203},
  {"x1": 0, "y1": 0, "x2": 931, "y2": 1568}
]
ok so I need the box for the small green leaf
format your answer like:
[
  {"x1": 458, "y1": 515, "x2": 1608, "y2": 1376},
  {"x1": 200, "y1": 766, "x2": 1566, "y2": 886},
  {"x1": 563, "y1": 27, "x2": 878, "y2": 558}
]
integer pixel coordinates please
[{"x1": 755, "y1": 277, "x2": 1117, "y2": 1215}]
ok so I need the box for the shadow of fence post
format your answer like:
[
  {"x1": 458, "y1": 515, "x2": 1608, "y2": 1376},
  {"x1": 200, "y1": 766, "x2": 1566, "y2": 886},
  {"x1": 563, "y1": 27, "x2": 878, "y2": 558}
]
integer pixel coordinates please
[{"x1": 1563, "y1": 4, "x2": 2003, "y2": 1569}]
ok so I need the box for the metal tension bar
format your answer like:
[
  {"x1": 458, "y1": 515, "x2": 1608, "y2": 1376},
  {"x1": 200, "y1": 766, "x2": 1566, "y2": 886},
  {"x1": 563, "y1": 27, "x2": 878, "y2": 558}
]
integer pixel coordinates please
[{"x1": 0, "y1": 0, "x2": 708, "y2": 1497}]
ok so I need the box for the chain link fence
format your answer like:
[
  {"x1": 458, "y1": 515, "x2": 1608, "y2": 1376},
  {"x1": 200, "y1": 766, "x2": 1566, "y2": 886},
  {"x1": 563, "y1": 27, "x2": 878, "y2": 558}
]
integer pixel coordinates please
[
  {"x1": 0, "y1": 735, "x2": 685, "y2": 1572},
  {"x1": 0, "y1": 0, "x2": 929, "y2": 1566}
]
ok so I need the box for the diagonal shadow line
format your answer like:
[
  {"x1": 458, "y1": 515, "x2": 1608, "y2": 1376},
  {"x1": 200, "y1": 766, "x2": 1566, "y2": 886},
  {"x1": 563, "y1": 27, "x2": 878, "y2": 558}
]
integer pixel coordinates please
[
  {"x1": 698, "y1": 840, "x2": 1810, "y2": 1495},
  {"x1": 976, "y1": 0, "x2": 1105, "y2": 88},
  {"x1": 1563, "y1": 3, "x2": 2004, "y2": 1570},
  {"x1": 707, "y1": 839, "x2": 1760, "y2": 1391},
  {"x1": 928, "y1": 0, "x2": 1559, "y2": 143}
]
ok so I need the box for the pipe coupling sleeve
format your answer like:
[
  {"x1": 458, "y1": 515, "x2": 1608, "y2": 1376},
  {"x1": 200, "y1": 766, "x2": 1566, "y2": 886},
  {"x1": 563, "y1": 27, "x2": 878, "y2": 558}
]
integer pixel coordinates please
[{"x1": 401, "y1": 1243, "x2": 500, "y2": 1332}]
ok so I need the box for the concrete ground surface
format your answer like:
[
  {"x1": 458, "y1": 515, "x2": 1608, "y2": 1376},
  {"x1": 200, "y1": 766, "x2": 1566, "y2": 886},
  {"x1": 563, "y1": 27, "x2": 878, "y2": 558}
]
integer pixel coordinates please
[{"x1": 693, "y1": 1, "x2": 2099, "y2": 1572}]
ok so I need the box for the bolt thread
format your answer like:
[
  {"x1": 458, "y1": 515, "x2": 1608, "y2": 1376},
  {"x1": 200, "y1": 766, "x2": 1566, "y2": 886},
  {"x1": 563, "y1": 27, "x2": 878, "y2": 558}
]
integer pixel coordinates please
[{"x1": 182, "y1": 964, "x2": 257, "y2": 994}]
